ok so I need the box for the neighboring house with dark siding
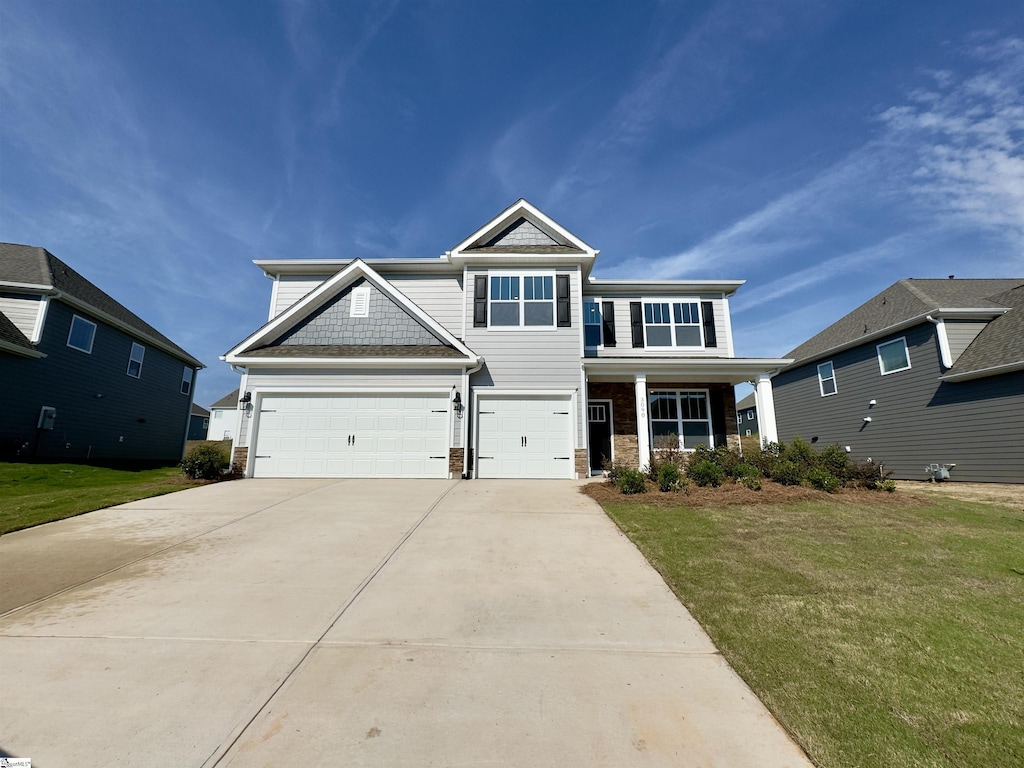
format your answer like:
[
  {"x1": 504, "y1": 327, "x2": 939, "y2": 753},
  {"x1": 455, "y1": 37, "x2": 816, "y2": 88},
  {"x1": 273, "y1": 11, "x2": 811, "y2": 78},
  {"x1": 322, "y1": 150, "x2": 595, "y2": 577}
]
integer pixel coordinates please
[
  {"x1": 188, "y1": 404, "x2": 210, "y2": 441},
  {"x1": 0, "y1": 243, "x2": 205, "y2": 462},
  {"x1": 773, "y1": 278, "x2": 1024, "y2": 483},
  {"x1": 735, "y1": 392, "x2": 758, "y2": 439}
]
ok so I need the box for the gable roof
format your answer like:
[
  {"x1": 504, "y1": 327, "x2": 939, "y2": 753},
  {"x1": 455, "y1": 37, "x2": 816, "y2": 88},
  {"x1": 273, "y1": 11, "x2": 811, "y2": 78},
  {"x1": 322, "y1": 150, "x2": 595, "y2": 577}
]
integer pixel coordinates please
[
  {"x1": 190, "y1": 403, "x2": 210, "y2": 418},
  {"x1": 736, "y1": 392, "x2": 757, "y2": 411},
  {"x1": 785, "y1": 278, "x2": 1023, "y2": 366},
  {"x1": 210, "y1": 389, "x2": 240, "y2": 409},
  {"x1": 942, "y1": 285, "x2": 1024, "y2": 381},
  {"x1": 0, "y1": 309, "x2": 45, "y2": 358},
  {"x1": 0, "y1": 243, "x2": 203, "y2": 367},
  {"x1": 223, "y1": 259, "x2": 478, "y2": 366},
  {"x1": 449, "y1": 199, "x2": 597, "y2": 264}
]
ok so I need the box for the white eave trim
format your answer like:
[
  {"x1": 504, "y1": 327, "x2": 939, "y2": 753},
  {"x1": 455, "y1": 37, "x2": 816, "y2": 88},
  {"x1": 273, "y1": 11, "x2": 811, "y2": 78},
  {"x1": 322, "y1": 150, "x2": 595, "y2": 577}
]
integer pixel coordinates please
[
  {"x1": 0, "y1": 281, "x2": 51, "y2": 292},
  {"x1": 449, "y1": 199, "x2": 597, "y2": 257},
  {"x1": 583, "y1": 356, "x2": 793, "y2": 381},
  {"x1": 254, "y1": 257, "x2": 459, "y2": 277},
  {"x1": 939, "y1": 360, "x2": 1024, "y2": 382},
  {"x1": 220, "y1": 355, "x2": 479, "y2": 369},
  {"x1": 586, "y1": 278, "x2": 745, "y2": 295}
]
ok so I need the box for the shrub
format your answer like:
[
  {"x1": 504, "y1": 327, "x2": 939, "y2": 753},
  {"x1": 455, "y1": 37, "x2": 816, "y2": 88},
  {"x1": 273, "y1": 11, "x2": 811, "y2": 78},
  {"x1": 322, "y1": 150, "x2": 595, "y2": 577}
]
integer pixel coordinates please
[
  {"x1": 807, "y1": 468, "x2": 841, "y2": 493},
  {"x1": 657, "y1": 463, "x2": 683, "y2": 492},
  {"x1": 879, "y1": 479, "x2": 897, "y2": 493},
  {"x1": 615, "y1": 468, "x2": 648, "y2": 495},
  {"x1": 746, "y1": 441, "x2": 781, "y2": 477},
  {"x1": 733, "y1": 462, "x2": 761, "y2": 481},
  {"x1": 771, "y1": 460, "x2": 803, "y2": 486},
  {"x1": 646, "y1": 442, "x2": 685, "y2": 481},
  {"x1": 847, "y1": 459, "x2": 891, "y2": 489},
  {"x1": 782, "y1": 437, "x2": 817, "y2": 472},
  {"x1": 688, "y1": 459, "x2": 724, "y2": 487},
  {"x1": 818, "y1": 444, "x2": 851, "y2": 480},
  {"x1": 180, "y1": 444, "x2": 229, "y2": 480},
  {"x1": 739, "y1": 475, "x2": 762, "y2": 491},
  {"x1": 604, "y1": 461, "x2": 626, "y2": 485}
]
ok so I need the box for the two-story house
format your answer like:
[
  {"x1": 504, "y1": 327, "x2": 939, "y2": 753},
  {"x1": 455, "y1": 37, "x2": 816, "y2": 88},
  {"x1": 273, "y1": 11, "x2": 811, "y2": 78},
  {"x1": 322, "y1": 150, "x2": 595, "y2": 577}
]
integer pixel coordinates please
[
  {"x1": 0, "y1": 243, "x2": 205, "y2": 462},
  {"x1": 773, "y1": 278, "x2": 1024, "y2": 483},
  {"x1": 222, "y1": 201, "x2": 790, "y2": 479}
]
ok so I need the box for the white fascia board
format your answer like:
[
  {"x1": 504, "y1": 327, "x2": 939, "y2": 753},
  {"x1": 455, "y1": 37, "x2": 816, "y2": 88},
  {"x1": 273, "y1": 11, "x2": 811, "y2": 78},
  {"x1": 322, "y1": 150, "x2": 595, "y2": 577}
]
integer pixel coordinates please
[
  {"x1": 254, "y1": 258, "x2": 459, "y2": 277},
  {"x1": 586, "y1": 279, "x2": 745, "y2": 295},
  {"x1": 54, "y1": 292, "x2": 205, "y2": 368},
  {"x1": 939, "y1": 360, "x2": 1024, "y2": 382},
  {"x1": 449, "y1": 253, "x2": 596, "y2": 269},
  {"x1": 223, "y1": 356, "x2": 477, "y2": 368},
  {"x1": 932, "y1": 307, "x2": 1010, "y2": 319},
  {"x1": 226, "y1": 259, "x2": 478, "y2": 360},
  {"x1": 583, "y1": 357, "x2": 793, "y2": 382},
  {"x1": 449, "y1": 199, "x2": 597, "y2": 256}
]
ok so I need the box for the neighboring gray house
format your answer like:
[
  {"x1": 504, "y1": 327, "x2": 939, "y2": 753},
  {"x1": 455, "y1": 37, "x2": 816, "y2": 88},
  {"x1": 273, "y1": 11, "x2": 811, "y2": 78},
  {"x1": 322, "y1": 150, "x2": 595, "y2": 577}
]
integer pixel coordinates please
[
  {"x1": 0, "y1": 243, "x2": 205, "y2": 462},
  {"x1": 208, "y1": 388, "x2": 239, "y2": 441},
  {"x1": 188, "y1": 404, "x2": 210, "y2": 441},
  {"x1": 223, "y1": 200, "x2": 790, "y2": 479},
  {"x1": 735, "y1": 392, "x2": 759, "y2": 439},
  {"x1": 773, "y1": 278, "x2": 1024, "y2": 483}
]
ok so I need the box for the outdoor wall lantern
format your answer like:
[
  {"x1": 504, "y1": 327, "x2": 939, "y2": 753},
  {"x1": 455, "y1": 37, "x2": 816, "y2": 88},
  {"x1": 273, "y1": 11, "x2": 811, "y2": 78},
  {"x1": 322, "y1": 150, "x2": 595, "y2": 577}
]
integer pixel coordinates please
[{"x1": 452, "y1": 390, "x2": 463, "y2": 416}]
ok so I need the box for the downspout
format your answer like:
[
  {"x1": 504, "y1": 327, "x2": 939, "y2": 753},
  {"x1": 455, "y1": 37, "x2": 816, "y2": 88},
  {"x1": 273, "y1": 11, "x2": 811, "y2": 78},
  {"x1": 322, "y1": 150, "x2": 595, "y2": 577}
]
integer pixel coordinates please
[
  {"x1": 926, "y1": 315, "x2": 952, "y2": 369},
  {"x1": 462, "y1": 357, "x2": 484, "y2": 479}
]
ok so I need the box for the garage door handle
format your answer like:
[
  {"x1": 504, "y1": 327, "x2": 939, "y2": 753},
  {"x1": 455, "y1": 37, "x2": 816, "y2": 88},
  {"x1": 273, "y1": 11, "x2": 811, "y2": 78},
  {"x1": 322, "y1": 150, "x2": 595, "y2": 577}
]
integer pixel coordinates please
[
  {"x1": 480, "y1": 410, "x2": 495, "y2": 415},
  {"x1": 429, "y1": 455, "x2": 446, "y2": 459},
  {"x1": 431, "y1": 409, "x2": 447, "y2": 413},
  {"x1": 554, "y1": 457, "x2": 570, "y2": 460},
  {"x1": 255, "y1": 455, "x2": 271, "y2": 459},
  {"x1": 554, "y1": 411, "x2": 569, "y2": 415},
  {"x1": 479, "y1": 456, "x2": 494, "y2": 460}
]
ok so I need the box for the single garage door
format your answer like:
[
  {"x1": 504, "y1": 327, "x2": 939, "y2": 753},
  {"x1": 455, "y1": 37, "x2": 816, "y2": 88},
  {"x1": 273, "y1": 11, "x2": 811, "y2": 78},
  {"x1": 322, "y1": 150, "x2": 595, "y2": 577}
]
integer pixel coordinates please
[
  {"x1": 476, "y1": 396, "x2": 574, "y2": 478},
  {"x1": 252, "y1": 394, "x2": 450, "y2": 478}
]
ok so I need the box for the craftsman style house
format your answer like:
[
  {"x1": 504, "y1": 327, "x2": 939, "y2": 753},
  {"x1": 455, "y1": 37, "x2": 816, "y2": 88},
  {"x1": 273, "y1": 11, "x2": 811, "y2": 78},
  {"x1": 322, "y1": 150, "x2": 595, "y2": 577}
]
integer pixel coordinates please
[
  {"x1": 223, "y1": 201, "x2": 789, "y2": 478},
  {"x1": 773, "y1": 278, "x2": 1024, "y2": 483},
  {"x1": 0, "y1": 243, "x2": 204, "y2": 461}
]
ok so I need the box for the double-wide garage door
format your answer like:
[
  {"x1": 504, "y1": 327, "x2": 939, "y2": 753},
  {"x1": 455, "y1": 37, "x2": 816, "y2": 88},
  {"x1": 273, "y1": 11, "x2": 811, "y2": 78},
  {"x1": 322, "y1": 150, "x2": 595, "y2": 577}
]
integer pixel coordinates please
[
  {"x1": 476, "y1": 396, "x2": 574, "y2": 479},
  {"x1": 252, "y1": 394, "x2": 449, "y2": 478}
]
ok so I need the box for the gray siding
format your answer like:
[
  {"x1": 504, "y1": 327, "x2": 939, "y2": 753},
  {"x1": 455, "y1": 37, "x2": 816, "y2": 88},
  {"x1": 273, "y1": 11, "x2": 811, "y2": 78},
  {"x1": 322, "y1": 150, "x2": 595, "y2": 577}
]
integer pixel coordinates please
[
  {"x1": 0, "y1": 300, "x2": 195, "y2": 461},
  {"x1": 238, "y1": 367, "x2": 463, "y2": 448},
  {"x1": 586, "y1": 294, "x2": 731, "y2": 357},
  {"x1": 385, "y1": 275, "x2": 464, "y2": 337},
  {"x1": 945, "y1": 320, "x2": 989, "y2": 364},
  {"x1": 0, "y1": 293, "x2": 42, "y2": 339},
  {"x1": 774, "y1": 322, "x2": 1024, "y2": 483},
  {"x1": 465, "y1": 266, "x2": 585, "y2": 445}
]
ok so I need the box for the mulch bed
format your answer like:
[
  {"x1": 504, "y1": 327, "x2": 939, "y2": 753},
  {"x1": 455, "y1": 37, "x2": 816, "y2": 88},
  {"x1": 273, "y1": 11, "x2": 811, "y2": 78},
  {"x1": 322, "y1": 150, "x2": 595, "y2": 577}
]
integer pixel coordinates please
[{"x1": 581, "y1": 477, "x2": 930, "y2": 508}]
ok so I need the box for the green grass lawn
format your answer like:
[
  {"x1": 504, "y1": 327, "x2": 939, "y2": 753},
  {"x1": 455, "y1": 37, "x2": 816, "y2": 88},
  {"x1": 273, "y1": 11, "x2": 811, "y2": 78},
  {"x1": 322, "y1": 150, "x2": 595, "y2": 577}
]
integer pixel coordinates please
[
  {"x1": 0, "y1": 463, "x2": 202, "y2": 535},
  {"x1": 598, "y1": 493, "x2": 1024, "y2": 768}
]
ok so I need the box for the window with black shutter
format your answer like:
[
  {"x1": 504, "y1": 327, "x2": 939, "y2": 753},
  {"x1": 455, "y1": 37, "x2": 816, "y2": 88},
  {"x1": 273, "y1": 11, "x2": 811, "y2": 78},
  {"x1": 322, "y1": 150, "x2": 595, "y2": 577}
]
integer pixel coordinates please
[
  {"x1": 701, "y1": 301, "x2": 717, "y2": 348},
  {"x1": 630, "y1": 302, "x2": 644, "y2": 347},
  {"x1": 473, "y1": 275, "x2": 488, "y2": 327},
  {"x1": 601, "y1": 300, "x2": 616, "y2": 346}
]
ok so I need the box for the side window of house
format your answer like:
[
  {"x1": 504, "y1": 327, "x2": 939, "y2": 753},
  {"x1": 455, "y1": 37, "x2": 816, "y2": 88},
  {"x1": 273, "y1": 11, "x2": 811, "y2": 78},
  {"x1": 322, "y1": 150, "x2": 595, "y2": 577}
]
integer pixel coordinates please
[
  {"x1": 481, "y1": 273, "x2": 570, "y2": 328},
  {"x1": 877, "y1": 338, "x2": 911, "y2": 375},
  {"x1": 746, "y1": 409, "x2": 754, "y2": 421},
  {"x1": 67, "y1": 315, "x2": 97, "y2": 353},
  {"x1": 817, "y1": 361, "x2": 837, "y2": 396},
  {"x1": 180, "y1": 366, "x2": 193, "y2": 395},
  {"x1": 127, "y1": 342, "x2": 145, "y2": 378},
  {"x1": 583, "y1": 300, "x2": 602, "y2": 347}
]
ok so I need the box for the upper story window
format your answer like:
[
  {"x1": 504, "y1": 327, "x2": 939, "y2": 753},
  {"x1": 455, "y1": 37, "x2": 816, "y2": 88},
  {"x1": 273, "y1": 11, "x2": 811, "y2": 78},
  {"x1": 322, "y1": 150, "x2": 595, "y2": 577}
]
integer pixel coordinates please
[
  {"x1": 67, "y1": 315, "x2": 96, "y2": 353},
  {"x1": 180, "y1": 366, "x2": 193, "y2": 395},
  {"x1": 877, "y1": 337, "x2": 911, "y2": 375},
  {"x1": 127, "y1": 342, "x2": 145, "y2": 378},
  {"x1": 475, "y1": 272, "x2": 571, "y2": 329},
  {"x1": 649, "y1": 390, "x2": 712, "y2": 451},
  {"x1": 746, "y1": 409, "x2": 755, "y2": 420},
  {"x1": 642, "y1": 301, "x2": 702, "y2": 347},
  {"x1": 584, "y1": 300, "x2": 602, "y2": 347},
  {"x1": 817, "y1": 361, "x2": 837, "y2": 396}
]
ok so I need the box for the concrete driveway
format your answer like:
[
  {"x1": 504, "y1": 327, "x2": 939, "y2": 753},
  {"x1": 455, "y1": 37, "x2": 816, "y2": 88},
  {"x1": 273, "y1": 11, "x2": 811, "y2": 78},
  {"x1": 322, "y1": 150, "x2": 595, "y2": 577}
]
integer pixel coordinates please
[{"x1": 1, "y1": 479, "x2": 811, "y2": 767}]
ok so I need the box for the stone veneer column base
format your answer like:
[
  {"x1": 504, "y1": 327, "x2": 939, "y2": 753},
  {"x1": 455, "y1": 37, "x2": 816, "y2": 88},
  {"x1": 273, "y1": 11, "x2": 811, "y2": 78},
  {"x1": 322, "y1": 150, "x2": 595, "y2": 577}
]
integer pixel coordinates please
[
  {"x1": 232, "y1": 446, "x2": 249, "y2": 473},
  {"x1": 448, "y1": 448, "x2": 465, "y2": 478},
  {"x1": 612, "y1": 434, "x2": 640, "y2": 470},
  {"x1": 574, "y1": 449, "x2": 589, "y2": 478}
]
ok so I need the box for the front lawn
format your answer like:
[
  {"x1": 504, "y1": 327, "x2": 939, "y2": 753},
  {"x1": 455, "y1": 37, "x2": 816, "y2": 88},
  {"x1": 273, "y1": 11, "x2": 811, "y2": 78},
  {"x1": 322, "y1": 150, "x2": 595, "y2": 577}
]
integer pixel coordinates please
[
  {"x1": 0, "y1": 463, "x2": 201, "y2": 534},
  {"x1": 591, "y1": 488, "x2": 1024, "y2": 768}
]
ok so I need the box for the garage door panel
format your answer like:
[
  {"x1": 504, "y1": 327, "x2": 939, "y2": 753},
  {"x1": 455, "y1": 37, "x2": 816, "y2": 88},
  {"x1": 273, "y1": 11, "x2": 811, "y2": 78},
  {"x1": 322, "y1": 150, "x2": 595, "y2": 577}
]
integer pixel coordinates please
[{"x1": 477, "y1": 396, "x2": 574, "y2": 479}]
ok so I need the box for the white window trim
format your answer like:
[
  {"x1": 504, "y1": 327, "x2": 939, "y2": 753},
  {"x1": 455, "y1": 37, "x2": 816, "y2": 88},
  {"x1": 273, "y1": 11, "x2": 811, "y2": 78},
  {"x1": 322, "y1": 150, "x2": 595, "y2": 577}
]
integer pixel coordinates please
[
  {"x1": 817, "y1": 360, "x2": 838, "y2": 396},
  {"x1": 127, "y1": 342, "x2": 145, "y2": 378},
  {"x1": 181, "y1": 366, "x2": 194, "y2": 395},
  {"x1": 877, "y1": 337, "x2": 911, "y2": 376},
  {"x1": 648, "y1": 388, "x2": 714, "y2": 452},
  {"x1": 583, "y1": 297, "x2": 603, "y2": 348},
  {"x1": 641, "y1": 298, "x2": 704, "y2": 349},
  {"x1": 487, "y1": 269, "x2": 557, "y2": 330},
  {"x1": 67, "y1": 314, "x2": 97, "y2": 354}
]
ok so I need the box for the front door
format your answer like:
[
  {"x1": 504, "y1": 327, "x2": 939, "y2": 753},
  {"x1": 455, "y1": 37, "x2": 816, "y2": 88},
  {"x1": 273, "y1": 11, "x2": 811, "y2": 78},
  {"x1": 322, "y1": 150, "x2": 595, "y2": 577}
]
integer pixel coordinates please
[{"x1": 587, "y1": 400, "x2": 612, "y2": 472}]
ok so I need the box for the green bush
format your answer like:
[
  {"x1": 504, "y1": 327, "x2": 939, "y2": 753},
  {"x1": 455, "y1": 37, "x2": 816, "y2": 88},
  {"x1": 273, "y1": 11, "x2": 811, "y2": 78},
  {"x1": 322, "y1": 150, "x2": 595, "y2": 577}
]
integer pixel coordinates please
[
  {"x1": 782, "y1": 436, "x2": 817, "y2": 472},
  {"x1": 818, "y1": 444, "x2": 851, "y2": 480},
  {"x1": 734, "y1": 462, "x2": 761, "y2": 480},
  {"x1": 615, "y1": 468, "x2": 648, "y2": 495},
  {"x1": 688, "y1": 459, "x2": 724, "y2": 487},
  {"x1": 180, "y1": 444, "x2": 229, "y2": 480},
  {"x1": 771, "y1": 460, "x2": 803, "y2": 486},
  {"x1": 739, "y1": 475, "x2": 762, "y2": 491},
  {"x1": 657, "y1": 463, "x2": 683, "y2": 492},
  {"x1": 847, "y1": 459, "x2": 891, "y2": 489},
  {"x1": 746, "y1": 441, "x2": 781, "y2": 477},
  {"x1": 807, "y1": 468, "x2": 841, "y2": 493},
  {"x1": 878, "y1": 479, "x2": 897, "y2": 493}
]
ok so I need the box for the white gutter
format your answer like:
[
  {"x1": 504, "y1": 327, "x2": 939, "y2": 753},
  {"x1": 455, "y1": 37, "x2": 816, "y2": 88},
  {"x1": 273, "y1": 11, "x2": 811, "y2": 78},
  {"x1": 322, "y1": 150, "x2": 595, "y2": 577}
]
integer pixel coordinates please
[
  {"x1": 939, "y1": 360, "x2": 1024, "y2": 382},
  {"x1": 926, "y1": 315, "x2": 952, "y2": 368},
  {"x1": 462, "y1": 357, "x2": 484, "y2": 479}
]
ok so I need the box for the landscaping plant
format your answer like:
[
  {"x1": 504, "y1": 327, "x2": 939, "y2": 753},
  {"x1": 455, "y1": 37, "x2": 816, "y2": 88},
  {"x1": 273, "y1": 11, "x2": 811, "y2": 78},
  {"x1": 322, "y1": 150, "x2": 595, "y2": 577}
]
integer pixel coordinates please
[{"x1": 180, "y1": 444, "x2": 230, "y2": 480}]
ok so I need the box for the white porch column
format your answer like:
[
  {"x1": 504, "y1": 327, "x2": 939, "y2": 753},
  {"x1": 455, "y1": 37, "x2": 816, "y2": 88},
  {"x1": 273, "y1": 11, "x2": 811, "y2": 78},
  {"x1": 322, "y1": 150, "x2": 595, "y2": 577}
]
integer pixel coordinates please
[
  {"x1": 634, "y1": 374, "x2": 650, "y2": 470},
  {"x1": 754, "y1": 373, "x2": 780, "y2": 445}
]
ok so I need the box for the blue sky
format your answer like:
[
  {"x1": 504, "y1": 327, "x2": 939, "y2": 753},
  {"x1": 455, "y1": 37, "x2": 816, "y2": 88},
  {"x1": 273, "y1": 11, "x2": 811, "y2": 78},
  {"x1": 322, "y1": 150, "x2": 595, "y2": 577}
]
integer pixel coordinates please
[{"x1": 3, "y1": 0, "x2": 1023, "y2": 407}]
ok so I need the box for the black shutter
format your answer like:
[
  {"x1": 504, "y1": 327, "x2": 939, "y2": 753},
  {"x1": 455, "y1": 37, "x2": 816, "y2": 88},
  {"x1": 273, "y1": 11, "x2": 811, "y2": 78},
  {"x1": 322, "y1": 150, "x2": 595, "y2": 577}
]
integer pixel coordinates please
[
  {"x1": 701, "y1": 301, "x2": 717, "y2": 348},
  {"x1": 601, "y1": 301, "x2": 616, "y2": 347},
  {"x1": 474, "y1": 275, "x2": 488, "y2": 328},
  {"x1": 711, "y1": 386, "x2": 728, "y2": 449},
  {"x1": 556, "y1": 274, "x2": 571, "y2": 327},
  {"x1": 630, "y1": 302, "x2": 644, "y2": 348}
]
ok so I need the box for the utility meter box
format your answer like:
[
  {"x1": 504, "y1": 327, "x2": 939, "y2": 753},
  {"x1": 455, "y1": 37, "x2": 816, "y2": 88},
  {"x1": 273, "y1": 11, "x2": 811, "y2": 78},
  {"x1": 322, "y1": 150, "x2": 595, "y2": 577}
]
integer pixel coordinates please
[{"x1": 38, "y1": 406, "x2": 57, "y2": 430}]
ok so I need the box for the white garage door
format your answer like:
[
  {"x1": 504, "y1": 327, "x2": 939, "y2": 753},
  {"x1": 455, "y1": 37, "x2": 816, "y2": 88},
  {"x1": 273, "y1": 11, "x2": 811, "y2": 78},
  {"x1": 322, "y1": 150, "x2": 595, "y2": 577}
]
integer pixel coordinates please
[
  {"x1": 476, "y1": 396, "x2": 574, "y2": 479},
  {"x1": 252, "y1": 394, "x2": 450, "y2": 478}
]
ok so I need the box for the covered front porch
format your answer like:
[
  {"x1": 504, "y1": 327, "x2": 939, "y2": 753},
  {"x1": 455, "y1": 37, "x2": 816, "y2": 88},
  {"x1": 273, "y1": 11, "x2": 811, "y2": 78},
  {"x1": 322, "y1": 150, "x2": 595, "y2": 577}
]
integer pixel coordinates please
[{"x1": 582, "y1": 358, "x2": 790, "y2": 473}]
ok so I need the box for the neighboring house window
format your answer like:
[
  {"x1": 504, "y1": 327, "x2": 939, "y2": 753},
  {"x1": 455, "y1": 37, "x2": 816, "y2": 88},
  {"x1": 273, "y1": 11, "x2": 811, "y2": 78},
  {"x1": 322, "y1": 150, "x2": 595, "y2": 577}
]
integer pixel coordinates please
[
  {"x1": 649, "y1": 390, "x2": 712, "y2": 451},
  {"x1": 350, "y1": 286, "x2": 370, "y2": 317},
  {"x1": 817, "y1": 361, "x2": 838, "y2": 396},
  {"x1": 643, "y1": 301, "x2": 702, "y2": 347},
  {"x1": 67, "y1": 315, "x2": 96, "y2": 353},
  {"x1": 127, "y1": 342, "x2": 145, "y2": 378},
  {"x1": 489, "y1": 274, "x2": 554, "y2": 327},
  {"x1": 877, "y1": 337, "x2": 911, "y2": 375},
  {"x1": 584, "y1": 300, "x2": 602, "y2": 347},
  {"x1": 203, "y1": 418, "x2": 209, "y2": 429},
  {"x1": 745, "y1": 429, "x2": 752, "y2": 437},
  {"x1": 180, "y1": 366, "x2": 193, "y2": 395},
  {"x1": 746, "y1": 409, "x2": 754, "y2": 420}
]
